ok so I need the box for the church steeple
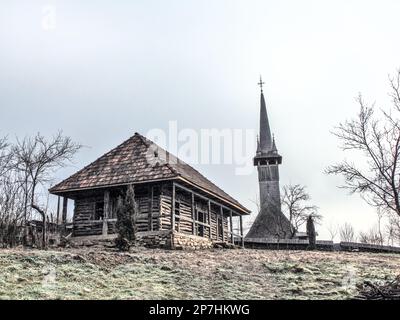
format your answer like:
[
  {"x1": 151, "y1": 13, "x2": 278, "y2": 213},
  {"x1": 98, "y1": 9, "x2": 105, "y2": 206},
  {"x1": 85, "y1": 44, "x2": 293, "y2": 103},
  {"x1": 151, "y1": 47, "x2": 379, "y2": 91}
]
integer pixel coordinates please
[
  {"x1": 254, "y1": 77, "x2": 282, "y2": 166},
  {"x1": 247, "y1": 77, "x2": 290, "y2": 239}
]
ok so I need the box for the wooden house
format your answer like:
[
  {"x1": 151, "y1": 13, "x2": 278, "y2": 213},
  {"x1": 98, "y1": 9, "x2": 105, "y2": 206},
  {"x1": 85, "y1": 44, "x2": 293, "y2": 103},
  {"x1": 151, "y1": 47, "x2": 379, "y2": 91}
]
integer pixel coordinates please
[{"x1": 49, "y1": 133, "x2": 250, "y2": 249}]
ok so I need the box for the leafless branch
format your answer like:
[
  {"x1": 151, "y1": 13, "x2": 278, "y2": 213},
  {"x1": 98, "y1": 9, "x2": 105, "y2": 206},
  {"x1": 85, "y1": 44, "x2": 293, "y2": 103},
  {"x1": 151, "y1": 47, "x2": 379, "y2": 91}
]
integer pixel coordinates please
[
  {"x1": 326, "y1": 69, "x2": 400, "y2": 217},
  {"x1": 281, "y1": 184, "x2": 321, "y2": 238}
]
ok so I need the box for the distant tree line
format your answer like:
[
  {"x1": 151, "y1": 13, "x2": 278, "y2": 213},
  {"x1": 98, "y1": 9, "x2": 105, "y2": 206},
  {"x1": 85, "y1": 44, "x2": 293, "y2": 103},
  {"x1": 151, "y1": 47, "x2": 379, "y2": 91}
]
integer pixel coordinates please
[{"x1": 325, "y1": 219, "x2": 400, "y2": 246}]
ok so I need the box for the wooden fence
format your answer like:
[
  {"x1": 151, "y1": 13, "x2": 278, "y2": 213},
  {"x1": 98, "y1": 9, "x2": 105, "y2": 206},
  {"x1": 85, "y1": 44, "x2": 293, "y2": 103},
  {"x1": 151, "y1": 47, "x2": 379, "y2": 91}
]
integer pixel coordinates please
[
  {"x1": 244, "y1": 238, "x2": 334, "y2": 251},
  {"x1": 244, "y1": 238, "x2": 400, "y2": 254},
  {"x1": 340, "y1": 242, "x2": 400, "y2": 253}
]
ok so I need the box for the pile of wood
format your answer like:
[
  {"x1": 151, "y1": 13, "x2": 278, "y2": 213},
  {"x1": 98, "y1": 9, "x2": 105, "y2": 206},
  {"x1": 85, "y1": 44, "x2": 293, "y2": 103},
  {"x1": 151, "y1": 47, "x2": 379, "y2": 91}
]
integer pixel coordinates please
[{"x1": 357, "y1": 275, "x2": 400, "y2": 300}]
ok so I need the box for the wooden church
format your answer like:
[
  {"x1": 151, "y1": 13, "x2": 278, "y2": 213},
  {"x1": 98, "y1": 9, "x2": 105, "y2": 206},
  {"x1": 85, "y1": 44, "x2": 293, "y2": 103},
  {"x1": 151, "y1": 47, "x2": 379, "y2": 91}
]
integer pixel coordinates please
[{"x1": 49, "y1": 133, "x2": 250, "y2": 249}]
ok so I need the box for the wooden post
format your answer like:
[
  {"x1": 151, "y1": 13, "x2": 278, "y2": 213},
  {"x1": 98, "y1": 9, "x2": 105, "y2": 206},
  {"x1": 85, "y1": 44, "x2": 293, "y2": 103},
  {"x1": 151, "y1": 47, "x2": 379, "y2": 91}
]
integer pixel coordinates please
[
  {"x1": 56, "y1": 196, "x2": 60, "y2": 225},
  {"x1": 239, "y1": 215, "x2": 244, "y2": 248},
  {"x1": 230, "y1": 210, "x2": 234, "y2": 244},
  {"x1": 191, "y1": 192, "x2": 195, "y2": 235},
  {"x1": 103, "y1": 190, "x2": 110, "y2": 236},
  {"x1": 171, "y1": 182, "x2": 176, "y2": 232},
  {"x1": 62, "y1": 197, "x2": 68, "y2": 235},
  {"x1": 208, "y1": 200, "x2": 211, "y2": 239},
  {"x1": 220, "y1": 206, "x2": 224, "y2": 242},
  {"x1": 148, "y1": 186, "x2": 154, "y2": 231}
]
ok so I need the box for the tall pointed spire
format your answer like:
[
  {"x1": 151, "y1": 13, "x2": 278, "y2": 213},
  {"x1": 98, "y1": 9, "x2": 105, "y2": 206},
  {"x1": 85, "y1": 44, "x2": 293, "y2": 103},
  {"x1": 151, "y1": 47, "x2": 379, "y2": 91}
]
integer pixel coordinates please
[
  {"x1": 248, "y1": 77, "x2": 289, "y2": 240},
  {"x1": 258, "y1": 76, "x2": 272, "y2": 153}
]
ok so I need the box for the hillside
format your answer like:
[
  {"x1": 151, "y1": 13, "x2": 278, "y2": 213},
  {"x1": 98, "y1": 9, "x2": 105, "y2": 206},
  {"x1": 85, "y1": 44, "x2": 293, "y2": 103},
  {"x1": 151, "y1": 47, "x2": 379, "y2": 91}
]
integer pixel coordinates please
[{"x1": 0, "y1": 247, "x2": 399, "y2": 300}]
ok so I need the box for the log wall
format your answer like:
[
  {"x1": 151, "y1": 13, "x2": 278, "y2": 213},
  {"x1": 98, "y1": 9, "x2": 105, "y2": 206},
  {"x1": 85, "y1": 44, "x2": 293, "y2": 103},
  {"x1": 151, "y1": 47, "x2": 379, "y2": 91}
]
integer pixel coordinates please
[
  {"x1": 73, "y1": 186, "x2": 161, "y2": 237},
  {"x1": 73, "y1": 196, "x2": 103, "y2": 236},
  {"x1": 72, "y1": 183, "x2": 233, "y2": 244},
  {"x1": 159, "y1": 184, "x2": 229, "y2": 241}
]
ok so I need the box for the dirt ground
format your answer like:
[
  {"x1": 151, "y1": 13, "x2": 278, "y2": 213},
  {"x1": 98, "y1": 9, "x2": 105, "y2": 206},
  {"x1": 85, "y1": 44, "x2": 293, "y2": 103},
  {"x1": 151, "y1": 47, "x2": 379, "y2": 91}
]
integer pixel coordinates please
[{"x1": 0, "y1": 247, "x2": 399, "y2": 299}]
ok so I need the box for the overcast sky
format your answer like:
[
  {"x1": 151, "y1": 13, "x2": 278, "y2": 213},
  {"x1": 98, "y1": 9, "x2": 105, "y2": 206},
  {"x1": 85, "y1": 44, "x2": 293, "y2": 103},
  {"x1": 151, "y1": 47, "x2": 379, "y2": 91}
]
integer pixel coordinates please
[{"x1": 1, "y1": 0, "x2": 400, "y2": 239}]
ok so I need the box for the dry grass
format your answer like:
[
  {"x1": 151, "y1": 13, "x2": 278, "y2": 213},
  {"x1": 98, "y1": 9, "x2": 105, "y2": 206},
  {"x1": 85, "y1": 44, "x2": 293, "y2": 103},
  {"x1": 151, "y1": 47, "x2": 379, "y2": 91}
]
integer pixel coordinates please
[{"x1": 0, "y1": 247, "x2": 399, "y2": 300}]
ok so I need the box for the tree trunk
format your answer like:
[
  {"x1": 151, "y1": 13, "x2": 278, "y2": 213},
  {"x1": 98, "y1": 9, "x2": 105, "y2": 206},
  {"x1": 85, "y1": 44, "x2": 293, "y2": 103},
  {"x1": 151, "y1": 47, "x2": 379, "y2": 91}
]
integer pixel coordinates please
[
  {"x1": 23, "y1": 181, "x2": 29, "y2": 246},
  {"x1": 31, "y1": 203, "x2": 47, "y2": 249}
]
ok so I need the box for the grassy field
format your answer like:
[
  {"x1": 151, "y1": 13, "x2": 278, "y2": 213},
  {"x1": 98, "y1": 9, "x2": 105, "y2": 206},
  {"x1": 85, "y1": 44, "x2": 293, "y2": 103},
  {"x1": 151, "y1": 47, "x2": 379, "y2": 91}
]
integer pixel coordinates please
[{"x1": 0, "y1": 247, "x2": 399, "y2": 299}]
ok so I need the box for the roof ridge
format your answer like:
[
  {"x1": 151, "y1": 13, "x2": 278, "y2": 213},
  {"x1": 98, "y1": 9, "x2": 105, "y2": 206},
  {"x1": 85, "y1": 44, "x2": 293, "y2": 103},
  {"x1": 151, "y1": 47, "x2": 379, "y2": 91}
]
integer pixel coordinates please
[
  {"x1": 134, "y1": 132, "x2": 149, "y2": 147},
  {"x1": 135, "y1": 133, "x2": 180, "y2": 177}
]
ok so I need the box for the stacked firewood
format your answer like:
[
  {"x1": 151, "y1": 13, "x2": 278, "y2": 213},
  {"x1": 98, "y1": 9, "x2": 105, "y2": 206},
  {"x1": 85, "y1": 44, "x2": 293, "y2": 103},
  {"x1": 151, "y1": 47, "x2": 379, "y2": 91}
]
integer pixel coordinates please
[{"x1": 357, "y1": 275, "x2": 400, "y2": 300}]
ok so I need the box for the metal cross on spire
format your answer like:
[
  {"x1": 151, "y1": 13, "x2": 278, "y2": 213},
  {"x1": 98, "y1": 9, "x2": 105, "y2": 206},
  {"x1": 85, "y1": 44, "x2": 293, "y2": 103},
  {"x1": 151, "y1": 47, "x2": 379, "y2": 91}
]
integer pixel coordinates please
[{"x1": 258, "y1": 76, "x2": 265, "y2": 92}]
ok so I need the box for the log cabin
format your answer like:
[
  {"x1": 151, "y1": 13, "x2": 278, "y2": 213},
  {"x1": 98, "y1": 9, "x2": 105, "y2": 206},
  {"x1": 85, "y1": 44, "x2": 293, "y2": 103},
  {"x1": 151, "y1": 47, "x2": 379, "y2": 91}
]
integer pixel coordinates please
[{"x1": 49, "y1": 133, "x2": 250, "y2": 249}]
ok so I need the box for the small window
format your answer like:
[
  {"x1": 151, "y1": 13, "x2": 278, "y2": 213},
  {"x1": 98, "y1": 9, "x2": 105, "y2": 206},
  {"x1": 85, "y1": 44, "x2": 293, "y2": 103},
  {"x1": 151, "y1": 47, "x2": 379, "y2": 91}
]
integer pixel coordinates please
[{"x1": 94, "y1": 201, "x2": 104, "y2": 220}]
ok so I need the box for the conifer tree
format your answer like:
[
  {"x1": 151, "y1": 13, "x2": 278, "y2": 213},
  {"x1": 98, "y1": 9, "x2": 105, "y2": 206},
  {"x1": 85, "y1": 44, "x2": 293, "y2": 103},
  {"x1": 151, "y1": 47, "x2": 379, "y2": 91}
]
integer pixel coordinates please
[
  {"x1": 306, "y1": 215, "x2": 316, "y2": 250},
  {"x1": 115, "y1": 184, "x2": 137, "y2": 251}
]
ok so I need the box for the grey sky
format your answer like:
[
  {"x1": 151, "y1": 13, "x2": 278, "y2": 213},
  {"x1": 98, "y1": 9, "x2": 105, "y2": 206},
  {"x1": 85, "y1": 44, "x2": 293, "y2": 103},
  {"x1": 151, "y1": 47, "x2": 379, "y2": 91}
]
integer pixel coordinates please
[{"x1": 1, "y1": 0, "x2": 400, "y2": 239}]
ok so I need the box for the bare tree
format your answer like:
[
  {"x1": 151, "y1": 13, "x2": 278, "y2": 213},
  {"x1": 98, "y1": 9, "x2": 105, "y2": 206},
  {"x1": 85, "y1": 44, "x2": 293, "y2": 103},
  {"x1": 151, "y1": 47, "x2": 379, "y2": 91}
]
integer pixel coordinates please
[
  {"x1": 339, "y1": 222, "x2": 355, "y2": 242},
  {"x1": 327, "y1": 221, "x2": 339, "y2": 241},
  {"x1": 281, "y1": 184, "x2": 321, "y2": 238},
  {"x1": 0, "y1": 136, "x2": 12, "y2": 176},
  {"x1": 386, "y1": 214, "x2": 400, "y2": 246},
  {"x1": 326, "y1": 69, "x2": 400, "y2": 218},
  {"x1": 376, "y1": 209, "x2": 385, "y2": 244},
  {"x1": 0, "y1": 171, "x2": 25, "y2": 247},
  {"x1": 11, "y1": 132, "x2": 81, "y2": 248},
  {"x1": 0, "y1": 137, "x2": 24, "y2": 247},
  {"x1": 359, "y1": 226, "x2": 384, "y2": 245}
]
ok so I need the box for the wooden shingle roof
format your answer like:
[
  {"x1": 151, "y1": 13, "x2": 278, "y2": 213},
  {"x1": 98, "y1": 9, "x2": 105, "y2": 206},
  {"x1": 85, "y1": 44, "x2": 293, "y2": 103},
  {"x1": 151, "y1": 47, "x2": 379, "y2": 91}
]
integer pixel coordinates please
[{"x1": 49, "y1": 133, "x2": 250, "y2": 214}]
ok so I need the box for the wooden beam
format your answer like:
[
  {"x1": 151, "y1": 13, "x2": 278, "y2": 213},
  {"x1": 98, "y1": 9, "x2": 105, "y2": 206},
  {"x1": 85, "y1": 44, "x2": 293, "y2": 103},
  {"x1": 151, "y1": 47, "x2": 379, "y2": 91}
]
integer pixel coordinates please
[
  {"x1": 239, "y1": 215, "x2": 244, "y2": 248},
  {"x1": 220, "y1": 206, "x2": 224, "y2": 242},
  {"x1": 208, "y1": 200, "x2": 211, "y2": 239},
  {"x1": 56, "y1": 196, "x2": 60, "y2": 225},
  {"x1": 192, "y1": 220, "x2": 210, "y2": 228},
  {"x1": 191, "y1": 192, "x2": 195, "y2": 235},
  {"x1": 148, "y1": 186, "x2": 154, "y2": 231},
  {"x1": 62, "y1": 197, "x2": 68, "y2": 225},
  {"x1": 215, "y1": 205, "x2": 219, "y2": 240},
  {"x1": 103, "y1": 190, "x2": 110, "y2": 236},
  {"x1": 171, "y1": 182, "x2": 176, "y2": 232},
  {"x1": 230, "y1": 210, "x2": 234, "y2": 244}
]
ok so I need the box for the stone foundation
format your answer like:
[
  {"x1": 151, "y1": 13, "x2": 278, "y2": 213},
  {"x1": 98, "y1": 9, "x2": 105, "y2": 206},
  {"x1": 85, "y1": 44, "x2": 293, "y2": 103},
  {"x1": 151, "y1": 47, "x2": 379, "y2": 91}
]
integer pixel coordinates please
[
  {"x1": 70, "y1": 230, "x2": 217, "y2": 250},
  {"x1": 172, "y1": 232, "x2": 213, "y2": 250},
  {"x1": 136, "y1": 230, "x2": 173, "y2": 249},
  {"x1": 137, "y1": 230, "x2": 213, "y2": 250}
]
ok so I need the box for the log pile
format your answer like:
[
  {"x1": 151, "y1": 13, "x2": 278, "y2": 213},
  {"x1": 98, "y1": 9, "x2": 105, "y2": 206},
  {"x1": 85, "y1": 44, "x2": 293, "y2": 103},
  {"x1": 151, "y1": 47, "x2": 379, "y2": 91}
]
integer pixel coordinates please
[{"x1": 357, "y1": 275, "x2": 400, "y2": 300}]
